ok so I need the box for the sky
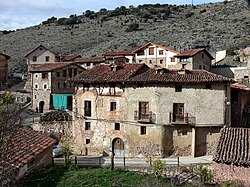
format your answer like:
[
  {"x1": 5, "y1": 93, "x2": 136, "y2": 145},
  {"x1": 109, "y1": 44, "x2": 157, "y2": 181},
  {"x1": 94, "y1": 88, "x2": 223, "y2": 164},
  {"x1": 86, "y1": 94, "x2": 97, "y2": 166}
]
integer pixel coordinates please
[{"x1": 0, "y1": 0, "x2": 224, "y2": 30}]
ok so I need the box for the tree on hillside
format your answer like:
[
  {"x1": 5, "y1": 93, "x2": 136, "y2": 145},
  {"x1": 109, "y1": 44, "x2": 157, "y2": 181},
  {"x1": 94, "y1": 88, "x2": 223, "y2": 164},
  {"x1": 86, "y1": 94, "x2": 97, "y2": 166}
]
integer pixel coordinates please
[{"x1": 0, "y1": 92, "x2": 22, "y2": 186}]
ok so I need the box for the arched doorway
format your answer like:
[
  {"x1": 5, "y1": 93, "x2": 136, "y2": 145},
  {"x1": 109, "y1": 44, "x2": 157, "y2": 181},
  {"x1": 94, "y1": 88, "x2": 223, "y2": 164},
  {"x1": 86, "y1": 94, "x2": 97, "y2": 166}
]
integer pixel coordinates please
[
  {"x1": 39, "y1": 101, "x2": 45, "y2": 113},
  {"x1": 112, "y1": 138, "x2": 125, "y2": 156}
]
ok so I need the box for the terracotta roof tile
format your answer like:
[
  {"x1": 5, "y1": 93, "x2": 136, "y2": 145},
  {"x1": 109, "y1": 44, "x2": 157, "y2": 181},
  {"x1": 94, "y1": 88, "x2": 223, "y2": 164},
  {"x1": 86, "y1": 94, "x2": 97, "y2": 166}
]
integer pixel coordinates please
[
  {"x1": 73, "y1": 63, "x2": 148, "y2": 83},
  {"x1": 0, "y1": 52, "x2": 11, "y2": 60},
  {"x1": 175, "y1": 48, "x2": 214, "y2": 59},
  {"x1": 132, "y1": 42, "x2": 179, "y2": 54},
  {"x1": 30, "y1": 62, "x2": 84, "y2": 72},
  {"x1": 103, "y1": 51, "x2": 134, "y2": 56},
  {"x1": 231, "y1": 83, "x2": 250, "y2": 91},
  {"x1": 72, "y1": 64, "x2": 230, "y2": 84},
  {"x1": 74, "y1": 56, "x2": 105, "y2": 63},
  {"x1": 213, "y1": 128, "x2": 250, "y2": 166},
  {"x1": 0, "y1": 127, "x2": 55, "y2": 175},
  {"x1": 62, "y1": 54, "x2": 82, "y2": 61}
]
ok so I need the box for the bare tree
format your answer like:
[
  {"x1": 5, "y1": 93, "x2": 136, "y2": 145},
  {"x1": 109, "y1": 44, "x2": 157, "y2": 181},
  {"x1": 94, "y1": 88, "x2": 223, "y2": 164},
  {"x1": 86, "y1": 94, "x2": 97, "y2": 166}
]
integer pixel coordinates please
[{"x1": 0, "y1": 92, "x2": 22, "y2": 186}]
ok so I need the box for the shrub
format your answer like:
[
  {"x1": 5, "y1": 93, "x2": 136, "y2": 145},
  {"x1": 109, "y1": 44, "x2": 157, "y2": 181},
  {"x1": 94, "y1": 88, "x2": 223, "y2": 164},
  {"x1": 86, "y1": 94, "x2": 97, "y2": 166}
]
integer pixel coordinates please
[
  {"x1": 125, "y1": 23, "x2": 139, "y2": 32},
  {"x1": 185, "y1": 12, "x2": 194, "y2": 18}
]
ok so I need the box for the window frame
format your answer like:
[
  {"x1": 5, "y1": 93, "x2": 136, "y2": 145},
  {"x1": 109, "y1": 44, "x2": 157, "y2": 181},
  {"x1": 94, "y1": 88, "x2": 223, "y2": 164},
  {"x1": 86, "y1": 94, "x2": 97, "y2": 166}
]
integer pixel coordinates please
[
  {"x1": 110, "y1": 102, "x2": 117, "y2": 111},
  {"x1": 140, "y1": 126, "x2": 146, "y2": 135}
]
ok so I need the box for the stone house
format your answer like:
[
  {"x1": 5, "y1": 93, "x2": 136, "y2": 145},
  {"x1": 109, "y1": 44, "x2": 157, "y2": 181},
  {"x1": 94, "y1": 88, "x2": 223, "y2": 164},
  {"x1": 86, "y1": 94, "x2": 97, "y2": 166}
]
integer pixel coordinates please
[
  {"x1": 132, "y1": 42, "x2": 179, "y2": 69},
  {"x1": 0, "y1": 52, "x2": 10, "y2": 83},
  {"x1": 71, "y1": 63, "x2": 231, "y2": 157},
  {"x1": 74, "y1": 56, "x2": 105, "y2": 69},
  {"x1": 24, "y1": 44, "x2": 60, "y2": 91},
  {"x1": 30, "y1": 62, "x2": 85, "y2": 113},
  {"x1": 103, "y1": 51, "x2": 134, "y2": 64},
  {"x1": 174, "y1": 48, "x2": 213, "y2": 71},
  {"x1": 0, "y1": 126, "x2": 55, "y2": 186}
]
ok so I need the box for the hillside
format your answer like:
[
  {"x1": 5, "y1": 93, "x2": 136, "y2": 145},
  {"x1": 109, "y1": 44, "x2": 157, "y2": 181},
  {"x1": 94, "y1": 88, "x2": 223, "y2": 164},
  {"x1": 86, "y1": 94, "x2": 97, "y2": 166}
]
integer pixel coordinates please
[{"x1": 0, "y1": 0, "x2": 249, "y2": 73}]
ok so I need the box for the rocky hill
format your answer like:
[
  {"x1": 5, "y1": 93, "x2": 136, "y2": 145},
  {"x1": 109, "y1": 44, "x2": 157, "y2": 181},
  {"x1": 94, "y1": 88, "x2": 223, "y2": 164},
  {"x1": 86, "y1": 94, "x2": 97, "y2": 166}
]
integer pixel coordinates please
[{"x1": 0, "y1": 0, "x2": 249, "y2": 73}]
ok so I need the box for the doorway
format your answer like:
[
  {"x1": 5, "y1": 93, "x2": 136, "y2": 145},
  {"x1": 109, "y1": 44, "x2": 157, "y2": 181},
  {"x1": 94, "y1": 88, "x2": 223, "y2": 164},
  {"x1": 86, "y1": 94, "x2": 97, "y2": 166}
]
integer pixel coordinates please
[{"x1": 112, "y1": 138, "x2": 125, "y2": 156}]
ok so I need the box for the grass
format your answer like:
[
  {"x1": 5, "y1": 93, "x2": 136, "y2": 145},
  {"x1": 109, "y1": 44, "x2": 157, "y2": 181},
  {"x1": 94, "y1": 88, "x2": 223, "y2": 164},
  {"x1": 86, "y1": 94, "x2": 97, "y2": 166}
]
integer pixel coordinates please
[{"x1": 19, "y1": 165, "x2": 175, "y2": 187}]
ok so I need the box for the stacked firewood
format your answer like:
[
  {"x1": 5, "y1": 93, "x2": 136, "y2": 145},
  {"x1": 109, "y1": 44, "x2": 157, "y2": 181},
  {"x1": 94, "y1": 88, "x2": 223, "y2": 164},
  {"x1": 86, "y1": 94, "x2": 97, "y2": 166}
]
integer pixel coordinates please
[{"x1": 40, "y1": 110, "x2": 72, "y2": 122}]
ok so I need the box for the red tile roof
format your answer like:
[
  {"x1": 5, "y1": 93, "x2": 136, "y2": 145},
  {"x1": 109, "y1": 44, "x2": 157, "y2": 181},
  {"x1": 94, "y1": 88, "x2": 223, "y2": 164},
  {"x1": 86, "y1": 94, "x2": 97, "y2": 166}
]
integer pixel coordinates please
[
  {"x1": 175, "y1": 48, "x2": 214, "y2": 59},
  {"x1": 0, "y1": 52, "x2": 11, "y2": 60},
  {"x1": 0, "y1": 126, "x2": 55, "y2": 176},
  {"x1": 73, "y1": 63, "x2": 148, "y2": 83},
  {"x1": 132, "y1": 42, "x2": 179, "y2": 54},
  {"x1": 128, "y1": 68, "x2": 230, "y2": 83},
  {"x1": 30, "y1": 62, "x2": 85, "y2": 72},
  {"x1": 24, "y1": 44, "x2": 57, "y2": 58},
  {"x1": 103, "y1": 51, "x2": 134, "y2": 56},
  {"x1": 231, "y1": 83, "x2": 250, "y2": 91},
  {"x1": 62, "y1": 54, "x2": 82, "y2": 62},
  {"x1": 213, "y1": 128, "x2": 250, "y2": 166},
  {"x1": 73, "y1": 64, "x2": 230, "y2": 84},
  {"x1": 74, "y1": 56, "x2": 105, "y2": 63}
]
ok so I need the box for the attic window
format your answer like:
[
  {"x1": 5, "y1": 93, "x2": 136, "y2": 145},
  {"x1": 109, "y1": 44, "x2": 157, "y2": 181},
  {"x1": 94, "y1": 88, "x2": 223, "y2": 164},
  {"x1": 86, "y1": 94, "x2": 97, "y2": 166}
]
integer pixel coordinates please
[{"x1": 39, "y1": 48, "x2": 43, "y2": 50}]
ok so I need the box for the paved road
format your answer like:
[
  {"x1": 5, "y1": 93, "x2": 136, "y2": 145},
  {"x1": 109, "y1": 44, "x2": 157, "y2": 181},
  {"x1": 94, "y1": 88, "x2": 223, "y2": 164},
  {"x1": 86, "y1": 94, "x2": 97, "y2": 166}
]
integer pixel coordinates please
[{"x1": 54, "y1": 155, "x2": 213, "y2": 168}]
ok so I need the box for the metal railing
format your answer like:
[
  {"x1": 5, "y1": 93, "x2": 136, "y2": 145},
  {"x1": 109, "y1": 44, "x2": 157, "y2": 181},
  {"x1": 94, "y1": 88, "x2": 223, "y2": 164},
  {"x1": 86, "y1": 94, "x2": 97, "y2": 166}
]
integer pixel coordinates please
[
  {"x1": 169, "y1": 113, "x2": 196, "y2": 125},
  {"x1": 134, "y1": 111, "x2": 156, "y2": 123}
]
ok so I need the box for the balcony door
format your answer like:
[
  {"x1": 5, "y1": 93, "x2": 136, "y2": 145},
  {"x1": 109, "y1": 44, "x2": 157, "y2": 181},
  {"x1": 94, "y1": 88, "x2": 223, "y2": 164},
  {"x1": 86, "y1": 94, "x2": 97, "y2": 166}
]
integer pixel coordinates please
[
  {"x1": 84, "y1": 100, "x2": 91, "y2": 117},
  {"x1": 173, "y1": 103, "x2": 184, "y2": 122},
  {"x1": 139, "y1": 102, "x2": 149, "y2": 120}
]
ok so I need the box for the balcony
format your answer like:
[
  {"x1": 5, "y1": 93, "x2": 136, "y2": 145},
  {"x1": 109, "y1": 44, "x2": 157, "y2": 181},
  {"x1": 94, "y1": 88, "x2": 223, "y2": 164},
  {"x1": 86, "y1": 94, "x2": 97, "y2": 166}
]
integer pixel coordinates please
[
  {"x1": 134, "y1": 111, "x2": 156, "y2": 123},
  {"x1": 169, "y1": 113, "x2": 196, "y2": 125}
]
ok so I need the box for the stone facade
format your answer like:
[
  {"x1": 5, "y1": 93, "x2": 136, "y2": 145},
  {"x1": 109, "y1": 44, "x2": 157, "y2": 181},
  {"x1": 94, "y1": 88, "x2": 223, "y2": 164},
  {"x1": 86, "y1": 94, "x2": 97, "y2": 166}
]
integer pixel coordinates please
[
  {"x1": 72, "y1": 81, "x2": 230, "y2": 157},
  {"x1": 174, "y1": 49, "x2": 212, "y2": 71},
  {"x1": 31, "y1": 63, "x2": 85, "y2": 112},
  {"x1": 0, "y1": 53, "x2": 10, "y2": 83}
]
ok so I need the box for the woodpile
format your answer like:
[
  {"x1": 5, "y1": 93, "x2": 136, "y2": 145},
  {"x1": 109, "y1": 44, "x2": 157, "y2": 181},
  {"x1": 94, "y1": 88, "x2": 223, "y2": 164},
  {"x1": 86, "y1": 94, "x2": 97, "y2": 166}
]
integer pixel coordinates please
[{"x1": 40, "y1": 110, "x2": 72, "y2": 122}]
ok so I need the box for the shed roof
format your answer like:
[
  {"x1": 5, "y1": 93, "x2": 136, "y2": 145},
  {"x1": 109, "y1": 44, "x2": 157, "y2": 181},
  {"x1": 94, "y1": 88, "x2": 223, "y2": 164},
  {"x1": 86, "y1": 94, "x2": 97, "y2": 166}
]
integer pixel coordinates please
[
  {"x1": 0, "y1": 126, "x2": 55, "y2": 176},
  {"x1": 30, "y1": 62, "x2": 85, "y2": 72},
  {"x1": 213, "y1": 128, "x2": 250, "y2": 166}
]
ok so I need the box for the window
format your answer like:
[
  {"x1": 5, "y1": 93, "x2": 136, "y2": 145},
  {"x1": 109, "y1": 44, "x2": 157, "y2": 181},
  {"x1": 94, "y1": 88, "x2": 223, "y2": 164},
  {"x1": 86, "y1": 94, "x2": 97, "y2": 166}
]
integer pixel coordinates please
[
  {"x1": 182, "y1": 64, "x2": 186, "y2": 69},
  {"x1": 45, "y1": 56, "x2": 50, "y2": 62},
  {"x1": 141, "y1": 126, "x2": 146, "y2": 135},
  {"x1": 149, "y1": 60, "x2": 152, "y2": 64},
  {"x1": 170, "y1": 57, "x2": 175, "y2": 62},
  {"x1": 173, "y1": 103, "x2": 184, "y2": 122},
  {"x1": 86, "y1": 62, "x2": 91, "y2": 67},
  {"x1": 202, "y1": 54, "x2": 204, "y2": 59},
  {"x1": 74, "y1": 68, "x2": 77, "y2": 76},
  {"x1": 203, "y1": 66, "x2": 205, "y2": 70},
  {"x1": 63, "y1": 82, "x2": 66, "y2": 88},
  {"x1": 159, "y1": 50, "x2": 164, "y2": 55},
  {"x1": 86, "y1": 139, "x2": 90, "y2": 144},
  {"x1": 34, "y1": 73, "x2": 39, "y2": 79},
  {"x1": 115, "y1": 123, "x2": 120, "y2": 130},
  {"x1": 139, "y1": 102, "x2": 149, "y2": 120},
  {"x1": 244, "y1": 75, "x2": 249, "y2": 79},
  {"x1": 110, "y1": 102, "x2": 117, "y2": 111},
  {"x1": 199, "y1": 65, "x2": 202, "y2": 69},
  {"x1": 85, "y1": 122, "x2": 91, "y2": 130},
  {"x1": 175, "y1": 85, "x2": 182, "y2": 92},
  {"x1": 63, "y1": 70, "x2": 67, "y2": 77},
  {"x1": 58, "y1": 82, "x2": 60, "y2": 88},
  {"x1": 43, "y1": 83, "x2": 47, "y2": 89},
  {"x1": 149, "y1": 47, "x2": 154, "y2": 55},
  {"x1": 42, "y1": 72, "x2": 48, "y2": 79},
  {"x1": 205, "y1": 83, "x2": 212, "y2": 89},
  {"x1": 84, "y1": 100, "x2": 91, "y2": 117},
  {"x1": 56, "y1": 72, "x2": 60, "y2": 77},
  {"x1": 34, "y1": 95, "x2": 37, "y2": 99},
  {"x1": 33, "y1": 56, "x2": 37, "y2": 62},
  {"x1": 180, "y1": 58, "x2": 188, "y2": 62},
  {"x1": 137, "y1": 50, "x2": 145, "y2": 56},
  {"x1": 160, "y1": 60, "x2": 163, "y2": 64},
  {"x1": 34, "y1": 83, "x2": 39, "y2": 89}
]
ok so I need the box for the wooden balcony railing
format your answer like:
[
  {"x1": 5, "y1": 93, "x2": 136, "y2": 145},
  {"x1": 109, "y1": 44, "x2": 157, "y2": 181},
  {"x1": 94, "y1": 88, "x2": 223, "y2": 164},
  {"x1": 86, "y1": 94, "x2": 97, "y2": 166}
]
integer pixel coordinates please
[
  {"x1": 134, "y1": 111, "x2": 156, "y2": 123},
  {"x1": 169, "y1": 112, "x2": 196, "y2": 125}
]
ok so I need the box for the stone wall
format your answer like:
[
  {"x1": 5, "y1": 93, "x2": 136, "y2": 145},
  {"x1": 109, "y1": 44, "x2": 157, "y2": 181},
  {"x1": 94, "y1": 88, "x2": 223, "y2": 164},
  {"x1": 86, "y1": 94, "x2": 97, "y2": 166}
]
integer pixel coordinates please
[{"x1": 213, "y1": 163, "x2": 250, "y2": 186}]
